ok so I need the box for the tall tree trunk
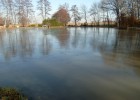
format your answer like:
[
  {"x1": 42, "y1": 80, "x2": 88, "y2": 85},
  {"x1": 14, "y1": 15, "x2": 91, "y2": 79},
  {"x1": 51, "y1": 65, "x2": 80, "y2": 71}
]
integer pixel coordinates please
[{"x1": 75, "y1": 19, "x2": 77, "y2": 26}]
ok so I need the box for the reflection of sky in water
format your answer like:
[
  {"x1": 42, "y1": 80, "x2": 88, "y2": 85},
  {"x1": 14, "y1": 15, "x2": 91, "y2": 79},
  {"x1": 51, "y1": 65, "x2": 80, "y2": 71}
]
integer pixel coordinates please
[{"x1": 0, "y1": 28, "x2": 140, "y2": 100}]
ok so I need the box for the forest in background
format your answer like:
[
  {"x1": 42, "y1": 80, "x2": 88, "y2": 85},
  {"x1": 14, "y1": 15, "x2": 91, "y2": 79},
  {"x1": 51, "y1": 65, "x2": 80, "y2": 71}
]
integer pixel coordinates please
[{"x1": 0, "y1": 0, "x2": 140, "y2": 28}]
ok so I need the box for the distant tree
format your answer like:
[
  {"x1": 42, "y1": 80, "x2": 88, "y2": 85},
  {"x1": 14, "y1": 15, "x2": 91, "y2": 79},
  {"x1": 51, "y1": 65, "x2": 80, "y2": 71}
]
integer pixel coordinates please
[
  {"x1": 15, "y1": 0, "x2": 33, "y2": 26},
  {"x1": 124, "y1": 0, "x2": 140, "y2": 27},
  {"x1": 0, "y1": 17, "x2": 4, "y2": 26},
  {"x1": 101, "y1": 0, "x2": 126, "y2": 27},
  {"x1": 59, "y1": 3, "x2": 69, "y2": 11},
  {"x1": 119, "y1": 13, "x2": 128, "y2": 28},
  {"x1": 89, "y1": 4, "x2": 97, "y2": 25},
  {"x1": 81, "y1": 5, "x2": 88, "y2": 24},
  {"x1": 100, "y1": 0, "x2": 111, "y2": 26},
  {"x1": 89, "y1": 3, "x2": 101, "y2": 26},
  {"x1": 126, "y1": 0, "x2": 136, "y2": 17},
  {"x1": 0, "y1": 0, "x2": 14, "y2": 26},
  {"x1": 52, "y1": 7, "x2": 70, "y2": 26},
  {"x1": 136, "y1": 0, "x2": 140, "y2": 19},
  {"x1": 70, "y1": 5, "x2": 81, "y2": 26},
  {"x1": 37, "y1": 0, "x2": 51, "y2": 20},
  {"x1": 25, "y1": 0, "x2": 34, "y2": 19}
]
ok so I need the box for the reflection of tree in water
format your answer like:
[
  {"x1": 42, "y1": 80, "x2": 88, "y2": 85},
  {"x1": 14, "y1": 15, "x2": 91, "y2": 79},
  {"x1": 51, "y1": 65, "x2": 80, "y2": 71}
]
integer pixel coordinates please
[
  {"x1": 51, "y1": 28, "x2": 70, "y2": 48},
  {"x1": 90, "y1": 28, "x2": 115, "y2": 51},
  {"x1": 97, "y1": 29, "x2": 140, "y2": 72},
  {"x1": 50, "y1": 28, "x2": 89, "y2": 49},
  {"x1": 53, "y1": 28, "x2": 92, "y2": 49},
  {"x1": 6, "y1": 29, "x2": 18, "y2": 59},
  {"x1": 72, "y1": 28, "x2": 81, "y2": 48},
  {"x1": 81, "y1": 28, "x2": 88, "y2": 48},
  {"x1": 19, "y1": 29, "x2": 34, "y2": 58},
  {"x1": 112, "y1": 30, "x2": 140, "y2": 57},
  {"x1": 0, "y1": 29, "x2": 35, "y2": 60},
  {"x1": 0, "y1": 29, "x2": 19, "y2": 60},
  {"x1": 41, "y1": 30, "x2": 52, "y2": 55}
]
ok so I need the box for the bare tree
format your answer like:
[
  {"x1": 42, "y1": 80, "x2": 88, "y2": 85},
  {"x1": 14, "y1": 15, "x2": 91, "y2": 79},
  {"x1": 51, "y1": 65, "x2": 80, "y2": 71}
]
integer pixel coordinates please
[
  {"x1": 0, "y1": 17, "x2": 4, "y2": 26},
  {"x1": 59, "y1": 3, "x2": 69, "y2": 11},
  {"x1": 70, "y1": 5, "x2": 81, "y2": 26},
  {"x1": 25, "y1": 0, "x2": 33, "y2": 18},
  {"x1": 100, "y1": 1, "x2": 112, "y2": 26},
  {"x1": 89, "y1": 3, "x2": 101, "y2": 26},
  {"x1": 81, "y1": 5, "x2": 88, "y2": 24},
  {"x1": 101, "y1": 0, "x2": 126, "y2": 27},
  {"x1": 126, "y1": 0, "x2": 136, "y2": 16},
  {"x1": 126, "y1": 0, "x2": 140, "y2": 19},
  {"x1": 136, "y1": 0, "x2": 140, "y2": 19},
  {"x1": 37, "y1": 0, "x2": 51, "y2": 20},
  {"x1": 15, "y1": 0, "x2": 33, "y2": 26},
  {"x1": 89, "y1": 4, "x2": 97, "y2": 25},
  {"x1": 1, "y1": 0, "x2": 13, "y2": 26}
]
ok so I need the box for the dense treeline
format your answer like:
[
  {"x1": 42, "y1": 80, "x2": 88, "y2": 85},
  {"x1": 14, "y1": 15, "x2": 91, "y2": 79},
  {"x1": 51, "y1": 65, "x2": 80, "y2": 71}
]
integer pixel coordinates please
[
  {"x1": 100, "y1": 0, "x2": 140, "y2": 28},
  {"x1": 0, "y1": 0, "x2": 140, "y2": 28}
]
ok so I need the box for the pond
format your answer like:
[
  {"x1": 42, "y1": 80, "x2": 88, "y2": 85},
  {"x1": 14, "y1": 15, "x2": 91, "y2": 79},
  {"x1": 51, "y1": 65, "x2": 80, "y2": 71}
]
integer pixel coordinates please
[{"x1": 0, "y1": 28, "x2": 140, "y2": 100}]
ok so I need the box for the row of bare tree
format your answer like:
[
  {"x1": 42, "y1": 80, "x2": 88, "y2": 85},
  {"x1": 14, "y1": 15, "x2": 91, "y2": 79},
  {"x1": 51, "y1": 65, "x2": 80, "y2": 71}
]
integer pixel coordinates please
[
  {"x1": 0, "y1": 0, "x2": 140, "y2": 27},
  {"x1": 0, "y1": 0, "x2": 34, "y2": 26},
  {"x1": 50, "y1": 0, "x2": 140, "y2": 27},
  {"x1": 0, "y1": 0, "x2": 51, "y2": 27},
  {"x1": 100, "y1": 0, "x2": 140, "y2": 27}
]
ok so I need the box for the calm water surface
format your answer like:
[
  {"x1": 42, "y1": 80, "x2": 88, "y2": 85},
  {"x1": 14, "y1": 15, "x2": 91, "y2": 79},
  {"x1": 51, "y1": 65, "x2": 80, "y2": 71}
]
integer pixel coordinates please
[{"x1": 0, "y1": 28, "x2": 140, "y2": 100}]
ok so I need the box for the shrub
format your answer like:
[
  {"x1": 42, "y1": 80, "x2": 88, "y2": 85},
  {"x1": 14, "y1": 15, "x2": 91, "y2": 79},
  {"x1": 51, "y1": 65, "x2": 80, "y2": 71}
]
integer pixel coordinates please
[
  {"x1": 38, "y1": 24, "x2": 43, "y2": 27},
  {"x1": 42, "y1": 19, "x2": 63, "y2": 26},
  {"x1": 29, "y1": 24, "x2": 36, "y2": 27}
]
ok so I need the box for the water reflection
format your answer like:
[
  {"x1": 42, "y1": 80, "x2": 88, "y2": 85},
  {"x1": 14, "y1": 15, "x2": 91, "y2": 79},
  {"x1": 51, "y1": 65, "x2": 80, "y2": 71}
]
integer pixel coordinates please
[
  {"x1": 0, "y1": 28, "x2": 140, "y2": 100},
  {"x1": 53, "y1": 28, "x2": 70, "y2": 48},
  {"x1": 0, "y1": 29, "x2": 35, "y2": 60},
  {"x1": 41, "y1": 29, "x2": 52, "y2": 55},
  {"x1": 98, "y1": 29, "x2": 140, "y2": 68}
]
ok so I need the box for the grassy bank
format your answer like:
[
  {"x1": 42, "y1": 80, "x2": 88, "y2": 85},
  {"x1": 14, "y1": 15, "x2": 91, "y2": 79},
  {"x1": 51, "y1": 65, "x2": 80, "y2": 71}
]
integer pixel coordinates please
[{"x1": 0, "y1": 87, "x2": 27, "y2": 100}]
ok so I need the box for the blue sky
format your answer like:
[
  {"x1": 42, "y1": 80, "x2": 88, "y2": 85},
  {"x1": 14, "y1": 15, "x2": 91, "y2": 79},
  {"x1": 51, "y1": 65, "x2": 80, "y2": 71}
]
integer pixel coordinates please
[
  {"x1": 33, "y1": 0, "x2": 100, "y2": 14},
  {"x1": 33, "y1": 0, "x2": 101, "y2": 22},
  {"x1": 49, "y1": 0, "x2": 100, "y2": 13}
]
